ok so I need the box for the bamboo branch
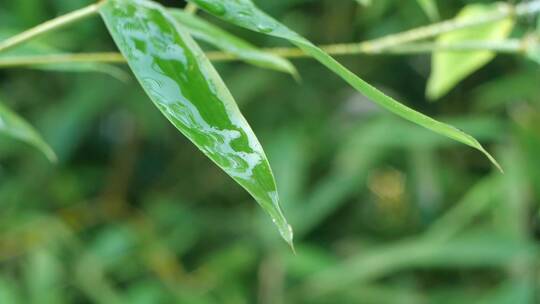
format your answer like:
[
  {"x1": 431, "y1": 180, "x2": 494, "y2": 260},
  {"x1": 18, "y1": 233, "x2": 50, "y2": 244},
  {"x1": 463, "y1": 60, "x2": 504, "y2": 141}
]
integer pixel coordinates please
[{"x1": 0, "y1": 39, "x2": 530, "y2": 68}]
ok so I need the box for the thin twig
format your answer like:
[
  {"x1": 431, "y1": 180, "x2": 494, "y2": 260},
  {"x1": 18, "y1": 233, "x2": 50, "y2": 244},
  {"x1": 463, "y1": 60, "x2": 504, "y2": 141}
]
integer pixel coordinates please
[{"x1": 0, "y1": 3, "x2": 102, "y2": 53}]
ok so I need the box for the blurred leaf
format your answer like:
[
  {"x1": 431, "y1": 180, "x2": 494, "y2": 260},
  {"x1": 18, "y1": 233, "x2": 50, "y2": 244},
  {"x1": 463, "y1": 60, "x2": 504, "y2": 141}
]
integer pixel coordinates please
[
  {"x1": 355, "y1": 0, "x2": 372, "y2": 7},
  {"x1": 99, "y1": 0, "x2": 293, "y2": 246},
  {"x1": 473, "y1": 68, "x2": 540, "y2": 110},
  {"x1": 526, "y1": 35, "x2": 540, "y2": 65},
  {"x1": 0, "y1": 100, "x2": 56, "y2": 161},
  {"x1": 0, "y1": 277, "x2": 22, "y2": 304},
  {"x1": 0, "y1": 30, "x2": 129, "y2": 81},
  {"x1": 416, "y1": 0, "x2": 439, "y2": 21},
  {"x1": 302, "y1": 234, "x2": 536, "y2": 296},
  {"x1": 425, "y1": 175, "x2": 500, "y2": 241},
  {"x1": 24, "y1": 249, "x2": 65, "y2": 304},
  {"x1": 189, "y1": 0, "x2": 502, "y2": 171},
  {"x1": 169, "y1": 9, "x2": 297, "y2": 75},
  {"x1": 427, "y1": 3, "x2": 514, "y2": 100}
]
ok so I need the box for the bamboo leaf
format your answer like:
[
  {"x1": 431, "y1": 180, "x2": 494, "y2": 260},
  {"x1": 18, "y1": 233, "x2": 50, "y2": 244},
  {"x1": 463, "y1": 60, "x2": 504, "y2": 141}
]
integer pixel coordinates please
[
  {"x1": 169, "y1": 9, "x2": 296, "y2": 75},
  {"x1": 0, "y1": 101, "x2": 56, "y2": 162},
  {"x1": 188, "y1": 0, "x2": 502, "y2": 171},
  {"x1": 99, "y1": 0, "x2": 293, "y2": 246},
  {"x1": 416, "y1": 0, "x2": 440, "y2": 21},
  {"x1": 427, "y1": 3, "x2": 514, "y2": 100}
]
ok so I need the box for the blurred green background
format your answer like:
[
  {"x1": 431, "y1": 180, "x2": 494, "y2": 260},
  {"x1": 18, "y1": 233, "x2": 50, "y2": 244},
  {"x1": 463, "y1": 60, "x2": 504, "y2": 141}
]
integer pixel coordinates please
[{"x1": 1, "y1": 0, "x2": 540, "y2": 303}]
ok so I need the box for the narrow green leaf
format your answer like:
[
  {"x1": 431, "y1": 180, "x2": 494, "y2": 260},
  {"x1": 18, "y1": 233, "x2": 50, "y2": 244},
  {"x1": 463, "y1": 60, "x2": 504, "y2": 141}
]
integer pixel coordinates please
[
  {"x1": 416, "y1": 0, "x2": 439, "y2": 21},
  {"x1": 0, "y1": 101, "x2": 56, "y2": 162},
  {"x1": 99, "y1": 0, "x2": 293, "y2": 247},
  {"x1": 188, "y1": 0, "x2": 502, "y2": 171},
  {"x1": 427, "y1": 3, "x2": 514, "y2": 100},
  {"x1": 169, "y1": 9, "x2": 297, "y2": 75}
]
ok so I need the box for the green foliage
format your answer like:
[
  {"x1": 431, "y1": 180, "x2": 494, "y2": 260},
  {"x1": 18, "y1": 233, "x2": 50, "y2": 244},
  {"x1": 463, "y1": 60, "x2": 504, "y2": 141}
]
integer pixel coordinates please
[
  {"x1": 189, "y1": 0, "x2": 501, "y2": 170},
  {"x1": 427, "y1": 3, "x2": 514, "y2": 100},
  {"x1": 1, "y1": 0, "x2": 540, "y2": 303},
  {"x1": 0, "y1": 100, "x2": 56, "y2": 161}
]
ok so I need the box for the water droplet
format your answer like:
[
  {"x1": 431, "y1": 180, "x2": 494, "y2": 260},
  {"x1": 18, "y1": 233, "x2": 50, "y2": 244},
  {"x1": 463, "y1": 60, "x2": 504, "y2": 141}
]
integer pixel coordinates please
[
  {"x1": 256, "y1": 23, "x2": 273, "y2": 33},
  {"x1": 195, "y1": 0, "x2": 226, "y2": 16}
]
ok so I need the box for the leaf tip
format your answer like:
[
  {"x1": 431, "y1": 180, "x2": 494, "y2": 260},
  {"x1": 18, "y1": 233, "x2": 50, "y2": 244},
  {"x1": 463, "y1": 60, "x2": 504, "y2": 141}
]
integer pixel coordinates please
[
  {"x1": 288, "y1": 240, "x2": 297, "y2": 255},
  {"x1": 477, "y1": 144, "x2": 503, "y2": 173},
  {"x1": 43, "y1": 146, "x2": 58, "y2": 163}
]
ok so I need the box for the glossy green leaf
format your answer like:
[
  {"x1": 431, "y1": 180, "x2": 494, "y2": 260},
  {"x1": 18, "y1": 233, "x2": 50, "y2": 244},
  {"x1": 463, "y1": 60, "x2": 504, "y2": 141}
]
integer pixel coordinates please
[
  {"x1": 169, "y1": 9, "x2": 296, "y2": 75},
  {"x1": 99, "y1": 0, "x2": 293, "y2": 246},
  {"x1": 188, "y1": 0, "x2": 502, "y2": 171},
  {"x1": 416, "y1": 0, "x2": 439, "y2": 21},
  {"x1": 0, "y1": 101, "x2": 56, "y2": 161},
  {"x1": 427, "y1": 3, "x2": 514, "y2": 100},
  {"x1": 0, "y1": 30, "x2": 129, "y2": 81}
]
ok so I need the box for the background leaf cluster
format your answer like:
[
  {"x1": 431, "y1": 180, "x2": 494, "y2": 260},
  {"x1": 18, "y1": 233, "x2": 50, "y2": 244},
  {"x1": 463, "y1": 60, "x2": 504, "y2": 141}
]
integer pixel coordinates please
[{"x1": 1, "y1": 0, "x2": 540, "y2": 303}]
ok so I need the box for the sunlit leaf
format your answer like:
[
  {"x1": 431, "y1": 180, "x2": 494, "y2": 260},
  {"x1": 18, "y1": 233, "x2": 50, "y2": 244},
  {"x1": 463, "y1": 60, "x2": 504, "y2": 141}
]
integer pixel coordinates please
[
  {"x1": 169, "y1": 9, "x2": 296, "y2": 75},
  {"x1": 416, "y1": 0, "x2": 439, "y2": 21},
  {"x1": 99, "y1": 0, "x2": 293, "y2": 247},
  {"x1": 0, "y1": 101, "x2": 56, "y2": 161},
  {"x1": 526, "y1": 35, "x2": 540, "y2": 65},
  {"x1": 427, "y1": 3, "x2": 514, "y2": 100},
  {"x1": 188, "y1": 0, "x2": 502, "y2": 171},
  {"x1": 355, "y1": 0, "x2": 372, "y2": 7}
]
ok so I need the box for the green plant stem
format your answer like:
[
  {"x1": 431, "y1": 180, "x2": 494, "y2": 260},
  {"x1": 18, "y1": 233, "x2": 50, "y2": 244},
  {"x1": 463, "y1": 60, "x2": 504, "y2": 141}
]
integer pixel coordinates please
[
  {"x1": 0, "y1": 40, "x2": 528, "y2": 68},
  {"x1": 0, "y1": 3, "x2": 102, "y2": 54}
]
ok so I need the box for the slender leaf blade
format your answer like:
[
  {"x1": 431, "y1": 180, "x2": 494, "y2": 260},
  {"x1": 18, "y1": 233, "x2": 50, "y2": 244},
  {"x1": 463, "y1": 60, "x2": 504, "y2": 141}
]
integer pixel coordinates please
[
  {"x1": 416, "y1": 0, "x2": 440, "y2": 21},
  {"x1": 189, "y1": 0, "x2": 502, "y2": 171},
  {"x1": 99, "y1": 0, "x2": 293, "y2": 246},
  {"x1": 427, "y1": 3, "x2": 514, "y2": 100},
  {"x1": 0, "y1": 101, "x2": 56, "y2": 161},
  {"x1": 169, "y1": 9, "x2": 296, "y2": 75}
]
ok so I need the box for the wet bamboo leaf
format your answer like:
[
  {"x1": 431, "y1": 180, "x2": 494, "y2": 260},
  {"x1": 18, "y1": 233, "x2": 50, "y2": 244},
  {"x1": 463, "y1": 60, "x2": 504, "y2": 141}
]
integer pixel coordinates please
[
  {"x1": 99, "y1": 0, "x2": 293, "y2": 246},
  {"x1": 427, "y1": 4, "x2": 514, "y2": 100},
  {"x1": 169, "y1": 9, "x2": 296, "y2": 75},
  {"x1": 0, "y1": 101, "x2": 56, "y2": 161},
  {"x1": 188, "y1": 0, "x2": 502, "y2": 171}
]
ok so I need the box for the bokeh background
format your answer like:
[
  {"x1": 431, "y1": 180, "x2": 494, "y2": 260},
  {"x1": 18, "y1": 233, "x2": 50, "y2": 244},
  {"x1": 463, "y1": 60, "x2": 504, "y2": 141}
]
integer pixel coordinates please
[{"x1": 1, "y1": 0, "x2": 540, "y2": 303}]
